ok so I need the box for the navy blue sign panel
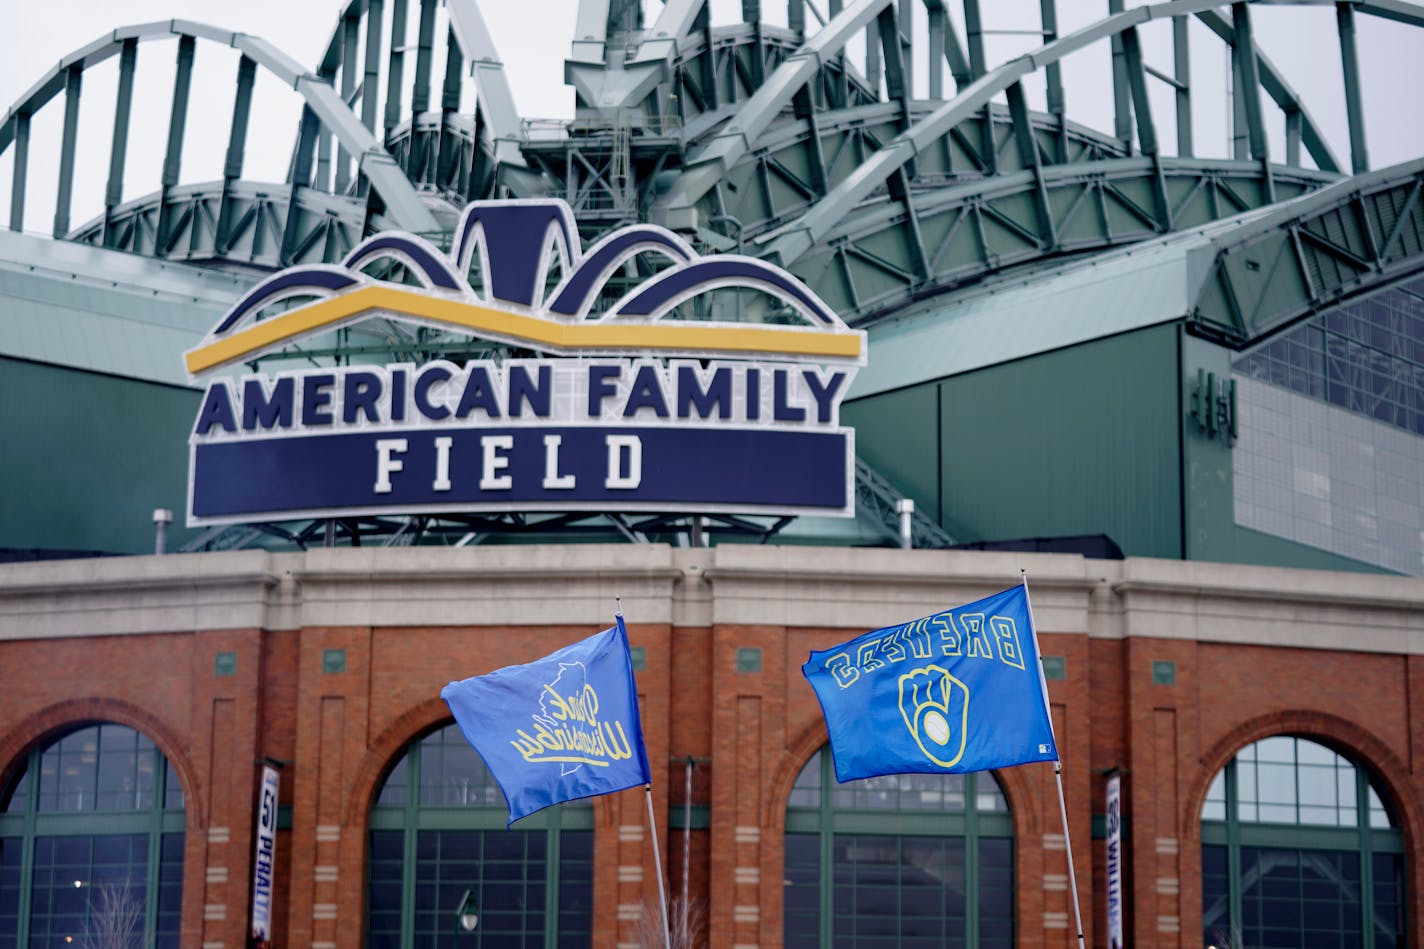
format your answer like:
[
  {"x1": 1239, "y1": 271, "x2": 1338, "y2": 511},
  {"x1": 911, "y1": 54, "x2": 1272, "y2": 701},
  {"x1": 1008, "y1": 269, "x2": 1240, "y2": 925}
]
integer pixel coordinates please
[
  {"x1": 190, "y1": 426, "x2": 852, "y2": 522},
  {"x1": 184, "y1": 198, "x2": 865, "y2": 526}
]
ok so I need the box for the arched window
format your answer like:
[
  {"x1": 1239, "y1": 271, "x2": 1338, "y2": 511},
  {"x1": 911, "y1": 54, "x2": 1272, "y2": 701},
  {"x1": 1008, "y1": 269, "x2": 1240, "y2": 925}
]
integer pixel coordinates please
[
  {"x1": 1201, "y1": 735, "x2": 1407, "y2": 947},
  {"x1": 366, "y1": 722, "x2": 594, "y2": 948},
  {"x1": 0, "y1": 723, "x2": 186, "y2": 947},
  {"x1": 784, "y1": 747, "x2": 1014, "y2": 948}
]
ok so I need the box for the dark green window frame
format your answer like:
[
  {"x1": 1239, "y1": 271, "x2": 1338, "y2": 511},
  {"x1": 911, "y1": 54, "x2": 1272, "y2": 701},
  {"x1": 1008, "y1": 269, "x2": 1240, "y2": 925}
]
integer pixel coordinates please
[
  {"x1": 365, "y1": 723, "x2": 594, "y2": 948},
  {"x1": 784, "y1": 748, "x2": 1015, "y2": 948},
  {"x1": 1200, "y1": 736, "x2": 1406, "y2": 948},
  {"x1": 0, "y1": 723, "x2": 186, "y2": 948}
]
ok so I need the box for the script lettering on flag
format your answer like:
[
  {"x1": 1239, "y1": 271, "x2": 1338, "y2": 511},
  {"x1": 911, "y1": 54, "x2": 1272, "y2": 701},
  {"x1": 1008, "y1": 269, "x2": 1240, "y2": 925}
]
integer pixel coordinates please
[
  {"x1": 802, "y1": 585, "x2": 1058, "y2": 783},
  {"x1": 441, "y1": 616, "x2": 651, "y2": 824}
]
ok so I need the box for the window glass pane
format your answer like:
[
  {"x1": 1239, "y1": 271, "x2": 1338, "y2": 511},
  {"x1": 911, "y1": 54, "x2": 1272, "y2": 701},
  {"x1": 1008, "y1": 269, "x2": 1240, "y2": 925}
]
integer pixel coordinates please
[
  {"x1": 1202, "y1": 736, "x2": 1405, "y2": 949},
  {"x1": 0, "y1": 769, "x2": 26, "y2": 814},
  {"x1": 827, "y1": 769, "x2": 972, "y2": 814},
  {"x1": 1367, "y1": 787, "x2": 1393, "y2": 829},
  {"x1": 95, "y1": 748, "x2": 138, "y2": 811},
  {"x1": 1202, "y1": 844, "x2": 1231, "y2": 946},
  {"x1": 3, "y1": 724, "x2": 185, "y2": 947},
  {"x1": 415, "y1": 725, "x2": 503, "y2": 807},
  {"x1": 0, "y1": 837, "x2": 21, "y2": 940},
  {"x1": 32, "y1": 725, "x2": 171, "y2": 815},
  {"x1": 784, "y1": 832, "x2": 821, "y2": 939},
  {"x1": 786, "y1": 747, "x2": 1012, "y2": 948},
  {"x1": 978, "y1": 837, "x2": 1014, "y2": 948},
  {"x1": 1294, "y1": 739, "x2": 1333, "y2": 766},
  {"x1": 1337, "y1": 767, "x2": 1357, "y2": 813},
  {"x1": 365, "y1": 830, "x2": 404, "y2": 943},
  {"x1": 789, "y1": 751, "x2": 821, "y2": 809},
  {"x1": 368, "y1": 726, "x2": 593, "y2": 946},
  {"x1": 1202, "y1": 772, "x2": 1226, "y2": 821},
  {"x1": 1256, "y1": 736, "x2": 1295, "y2": 764},
  {"x1": 1237, "y1": 271, "x2": 1424, "y2": 441},
  {"x1": 156, "y1": 833, "x2": 184, "y2": 949},
  {"x1": 976, "y1": 778, "x2": 1007, "y2": 813},
  {"x1": 1256, "y1": 762, "x2": 1297, "y2": 813},
  {"x1": 375, "y1": 756, "x2": 409, "y2": 807},
  {"x1": 29, "y1": 835, "x2": 149, "y2": 947},
  {"x1": 52, "y1": 738, "x2": 97, "y2": 814},
  {"x1": 1372, "y1": 853, "x2": 1405, "y2": 948},
  {"x1": 1237, "y1": 756, "x2": 1257, "y2": 805},
  {"x1": 558, "y1": 830, "x2": 593, "y2": 943},
  {"x1": 163, "y1": 761, "x2": 184, "y2": 811},
  {"x1": 1297, "y1": 805, "x2": 1339, "y2": 827},
  {"x1": 37, "y1": 752, "x2": 59, "y2": 812}
]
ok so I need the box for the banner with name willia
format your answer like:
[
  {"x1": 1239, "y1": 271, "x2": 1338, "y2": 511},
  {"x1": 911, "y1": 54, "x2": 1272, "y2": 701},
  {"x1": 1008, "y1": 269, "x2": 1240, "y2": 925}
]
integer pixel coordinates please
[
  {"x1": 1106, "y1": 772, "x2": 1125, "y2": 948},
  {"x1": 441, "y1": 616, "x2": 651, "y2": 824},
  {"x1": 803, "y1": 585, "x2": 1058, "y2": 783}
]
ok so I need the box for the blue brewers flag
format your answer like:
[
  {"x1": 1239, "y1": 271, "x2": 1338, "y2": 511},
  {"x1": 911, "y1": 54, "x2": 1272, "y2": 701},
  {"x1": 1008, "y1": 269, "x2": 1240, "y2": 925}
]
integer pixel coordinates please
[
  {"x1": 441, "y1": 617, "x2": 651, "y2": 824},
  {"x1": 802, "y1": 585, "x2": 1058, "y2": 783}
]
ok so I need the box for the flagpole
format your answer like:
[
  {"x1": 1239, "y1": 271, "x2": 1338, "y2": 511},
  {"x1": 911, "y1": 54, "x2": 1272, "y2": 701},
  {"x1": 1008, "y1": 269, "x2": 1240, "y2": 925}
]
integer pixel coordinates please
[
  {"x1": 618, "y1": 598, "x2": 672, "y2": 949},
  {"x1": 1021, "y1": 570, "x2": 1087, "y2": 949},
  {"x1": 645, "y1": 784, "x2": 672, "y2": 949}
]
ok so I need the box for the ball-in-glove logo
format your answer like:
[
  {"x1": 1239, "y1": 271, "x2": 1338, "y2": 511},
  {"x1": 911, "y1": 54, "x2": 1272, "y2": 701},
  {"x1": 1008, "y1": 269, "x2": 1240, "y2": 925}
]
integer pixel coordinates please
[{"x1": 897, "y1": 665, "x2": 970, "y2": 768}]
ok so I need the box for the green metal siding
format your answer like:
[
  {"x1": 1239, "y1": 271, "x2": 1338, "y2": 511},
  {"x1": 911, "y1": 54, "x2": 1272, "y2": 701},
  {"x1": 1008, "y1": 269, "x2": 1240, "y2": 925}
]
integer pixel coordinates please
[
  {"x1": 0, "y1": 356, "x2": 199, "y2": 555},
  {"x1": 847, "y1": 325, "x2": 1184, "y2": 557},
  {"x1": 842, "y1": 384, "x2": 941, "y2": 524}
]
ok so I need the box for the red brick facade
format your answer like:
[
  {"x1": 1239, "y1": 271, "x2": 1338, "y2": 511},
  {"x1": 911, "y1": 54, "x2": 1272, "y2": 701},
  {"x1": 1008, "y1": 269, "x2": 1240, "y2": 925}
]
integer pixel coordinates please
[{"x1": 0, "y1": 547, "x2": 1419, "y2": 948}]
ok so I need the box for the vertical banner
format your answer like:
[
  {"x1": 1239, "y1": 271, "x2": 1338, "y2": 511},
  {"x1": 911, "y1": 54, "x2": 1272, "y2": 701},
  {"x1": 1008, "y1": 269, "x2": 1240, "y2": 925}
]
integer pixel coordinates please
[
  {"x1": 1105, "y1": 772, "x2": 1124, "y2": 949},
  {"x1": 250, "y1": 764, "x2": 280, "y2": 945}
]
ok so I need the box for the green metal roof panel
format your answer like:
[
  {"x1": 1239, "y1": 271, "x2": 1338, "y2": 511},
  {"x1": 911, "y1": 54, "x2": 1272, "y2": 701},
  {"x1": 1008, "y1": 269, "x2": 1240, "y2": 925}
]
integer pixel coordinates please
[
  {"x1": 0, "y1": 230, "x2": 250, "y2": 388},
  {"x1": 847, "y1": 208, "x2": 1277, "y2": 399},
  {"x1": 1186, "y1": 157, "x2": 1424, "y2": 346}
]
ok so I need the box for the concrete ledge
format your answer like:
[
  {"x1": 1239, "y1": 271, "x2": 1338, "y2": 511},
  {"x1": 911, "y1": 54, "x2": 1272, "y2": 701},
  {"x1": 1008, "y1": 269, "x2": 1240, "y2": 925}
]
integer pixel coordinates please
[
  {"x1": 697, "y1": 546, "x2": 1093, "y2": 631},
  {"x1": 0, "y1": 546, "x2": 1419, "y2": 656},
  {"x1": 0, "y1": 550, "x2": 293, "y2": 638},
  {"x1": 298, "y1": 544, "x2": 685, "y2": 627},
  {"x1": 1109, "y1": 558, "x2": 1424, "y2": 654}
]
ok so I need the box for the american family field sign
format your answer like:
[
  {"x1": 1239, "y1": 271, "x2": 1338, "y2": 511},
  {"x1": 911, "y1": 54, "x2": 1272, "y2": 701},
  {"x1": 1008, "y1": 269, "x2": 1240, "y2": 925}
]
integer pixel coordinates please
[{"x1": 184, "y1": 198, "x2": 865, "y2": 525}]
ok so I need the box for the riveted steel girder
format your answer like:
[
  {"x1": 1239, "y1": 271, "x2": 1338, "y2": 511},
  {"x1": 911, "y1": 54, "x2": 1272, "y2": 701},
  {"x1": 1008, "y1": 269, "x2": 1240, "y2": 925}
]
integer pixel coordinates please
[
  {"x1": 700, "y1": 100, "x2": 1129, "y2": 247},
  {"x1": 781, "y1": 157, "x2": 1333, "y2": 324},
  {"x1": 0, "y1": 20, "x2": 439, "y2": 238},
  {"x1": 66, "y1": 181, "x2": 373, "y2": 269},
  {"x1": 755, "y1": 0, "x2": 1408, "y2": 270},
  {"x1": 1190, "y1": 158, "x2": 1424, "y2": 347},
  {"x1": 654, "y1": 0, "x2": 895, "y2": 220},
  {"x1": 317, "y1": 0, "x2": 526, "y2": 170}
]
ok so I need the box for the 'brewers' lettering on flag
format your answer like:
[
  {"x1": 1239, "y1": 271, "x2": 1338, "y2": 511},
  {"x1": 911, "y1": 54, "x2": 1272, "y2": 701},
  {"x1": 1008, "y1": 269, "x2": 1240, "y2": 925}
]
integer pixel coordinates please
[
  {"x1": 802, "y1": 585, "x2": 1058, "y2": 783},
  {"x1": 441, "y1": 616, "x2": 651, "y2": 824}
]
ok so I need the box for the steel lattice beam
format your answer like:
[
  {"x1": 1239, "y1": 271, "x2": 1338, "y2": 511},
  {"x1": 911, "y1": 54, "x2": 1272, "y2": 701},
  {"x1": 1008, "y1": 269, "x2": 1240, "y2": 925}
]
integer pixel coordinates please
[
  {"x1": 0, "y1": 20, "x2": 439, "y2": 241},
  {"x1": 1190, "y1": 157, "x2": 1424, "y2": 346}
]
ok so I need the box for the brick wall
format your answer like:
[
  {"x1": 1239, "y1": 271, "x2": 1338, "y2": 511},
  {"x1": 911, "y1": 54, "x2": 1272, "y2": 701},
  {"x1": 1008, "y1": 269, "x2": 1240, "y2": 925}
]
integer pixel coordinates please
[{"x1": 0, "y1": 548, "x2": 1419, "y2": 948}]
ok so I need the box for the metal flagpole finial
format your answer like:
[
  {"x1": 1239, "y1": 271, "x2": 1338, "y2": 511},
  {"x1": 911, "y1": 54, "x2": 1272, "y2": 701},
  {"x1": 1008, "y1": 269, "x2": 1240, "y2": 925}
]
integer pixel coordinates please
[{"x1": 615, "y1": 595, "x2": 624, "y2": 619}]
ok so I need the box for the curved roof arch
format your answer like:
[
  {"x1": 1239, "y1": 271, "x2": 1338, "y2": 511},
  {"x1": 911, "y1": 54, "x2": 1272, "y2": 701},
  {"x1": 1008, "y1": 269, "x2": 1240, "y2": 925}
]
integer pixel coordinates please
[
  {"x1": 313, "y1": 0, "x2": 526, "y2": 171},
  {"x1": 0, "y1": 20, "x2": 438, "y2": 244},
  {"x1": 1188, "y1": 156, "x2": 1424, "y2": 347},
  {"x1": 755, "y1": 0, "x2": 1424, "y2": 270}
]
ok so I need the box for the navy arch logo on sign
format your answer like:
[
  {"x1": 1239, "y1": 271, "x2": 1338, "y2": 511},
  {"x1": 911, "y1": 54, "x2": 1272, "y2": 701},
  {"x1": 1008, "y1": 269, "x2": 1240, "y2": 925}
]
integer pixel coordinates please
[{"x1": 183, "y1": 199, "x2": 866, "y2": 525}]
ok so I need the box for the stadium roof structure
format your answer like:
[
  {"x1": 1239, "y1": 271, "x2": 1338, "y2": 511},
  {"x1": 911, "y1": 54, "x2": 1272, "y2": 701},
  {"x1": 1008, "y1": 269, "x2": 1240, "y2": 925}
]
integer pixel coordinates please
[
  {"x1": 3, "y1": 0, "x2": 1424, "y2": 552},
  {"x1": 854, "y1": 156, "x2": 1424, "y2": 398}
]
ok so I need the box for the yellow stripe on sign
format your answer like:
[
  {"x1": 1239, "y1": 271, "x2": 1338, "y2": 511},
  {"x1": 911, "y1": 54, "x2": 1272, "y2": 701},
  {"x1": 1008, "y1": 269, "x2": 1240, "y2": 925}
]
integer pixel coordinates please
[{"x1": 184, "y1": 285, "x2": 864, "y2": 374}]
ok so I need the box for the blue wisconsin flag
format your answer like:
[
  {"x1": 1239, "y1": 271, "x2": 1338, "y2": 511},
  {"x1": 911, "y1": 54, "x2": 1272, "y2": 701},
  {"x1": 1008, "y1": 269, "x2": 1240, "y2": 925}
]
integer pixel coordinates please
[
  {"x1": 803, "y1": 585, "x2": 1058, "y2": 783},
  {"x1": 441, "y1": 616, "x2": 652, "y2": 824}
]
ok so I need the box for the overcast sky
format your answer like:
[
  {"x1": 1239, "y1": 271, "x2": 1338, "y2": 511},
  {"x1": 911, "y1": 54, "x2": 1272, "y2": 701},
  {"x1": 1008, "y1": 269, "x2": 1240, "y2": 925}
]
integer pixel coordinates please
[{"x1": 1, "y1": 0, "x2": 1421, "y2": 236}]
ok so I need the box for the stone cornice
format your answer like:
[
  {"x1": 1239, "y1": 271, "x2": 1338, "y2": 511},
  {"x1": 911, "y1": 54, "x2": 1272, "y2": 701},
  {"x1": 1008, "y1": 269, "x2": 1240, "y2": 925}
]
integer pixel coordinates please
[{"x1": 0, "y1": 546, "x2": 1418, "y2": 655}]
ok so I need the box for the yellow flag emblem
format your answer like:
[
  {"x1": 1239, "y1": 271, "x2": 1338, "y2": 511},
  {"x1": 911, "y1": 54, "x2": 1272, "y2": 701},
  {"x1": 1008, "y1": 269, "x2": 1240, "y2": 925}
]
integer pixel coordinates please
[{"x1": 898, "y1": 665, "x2": 970, "y2": 768}]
